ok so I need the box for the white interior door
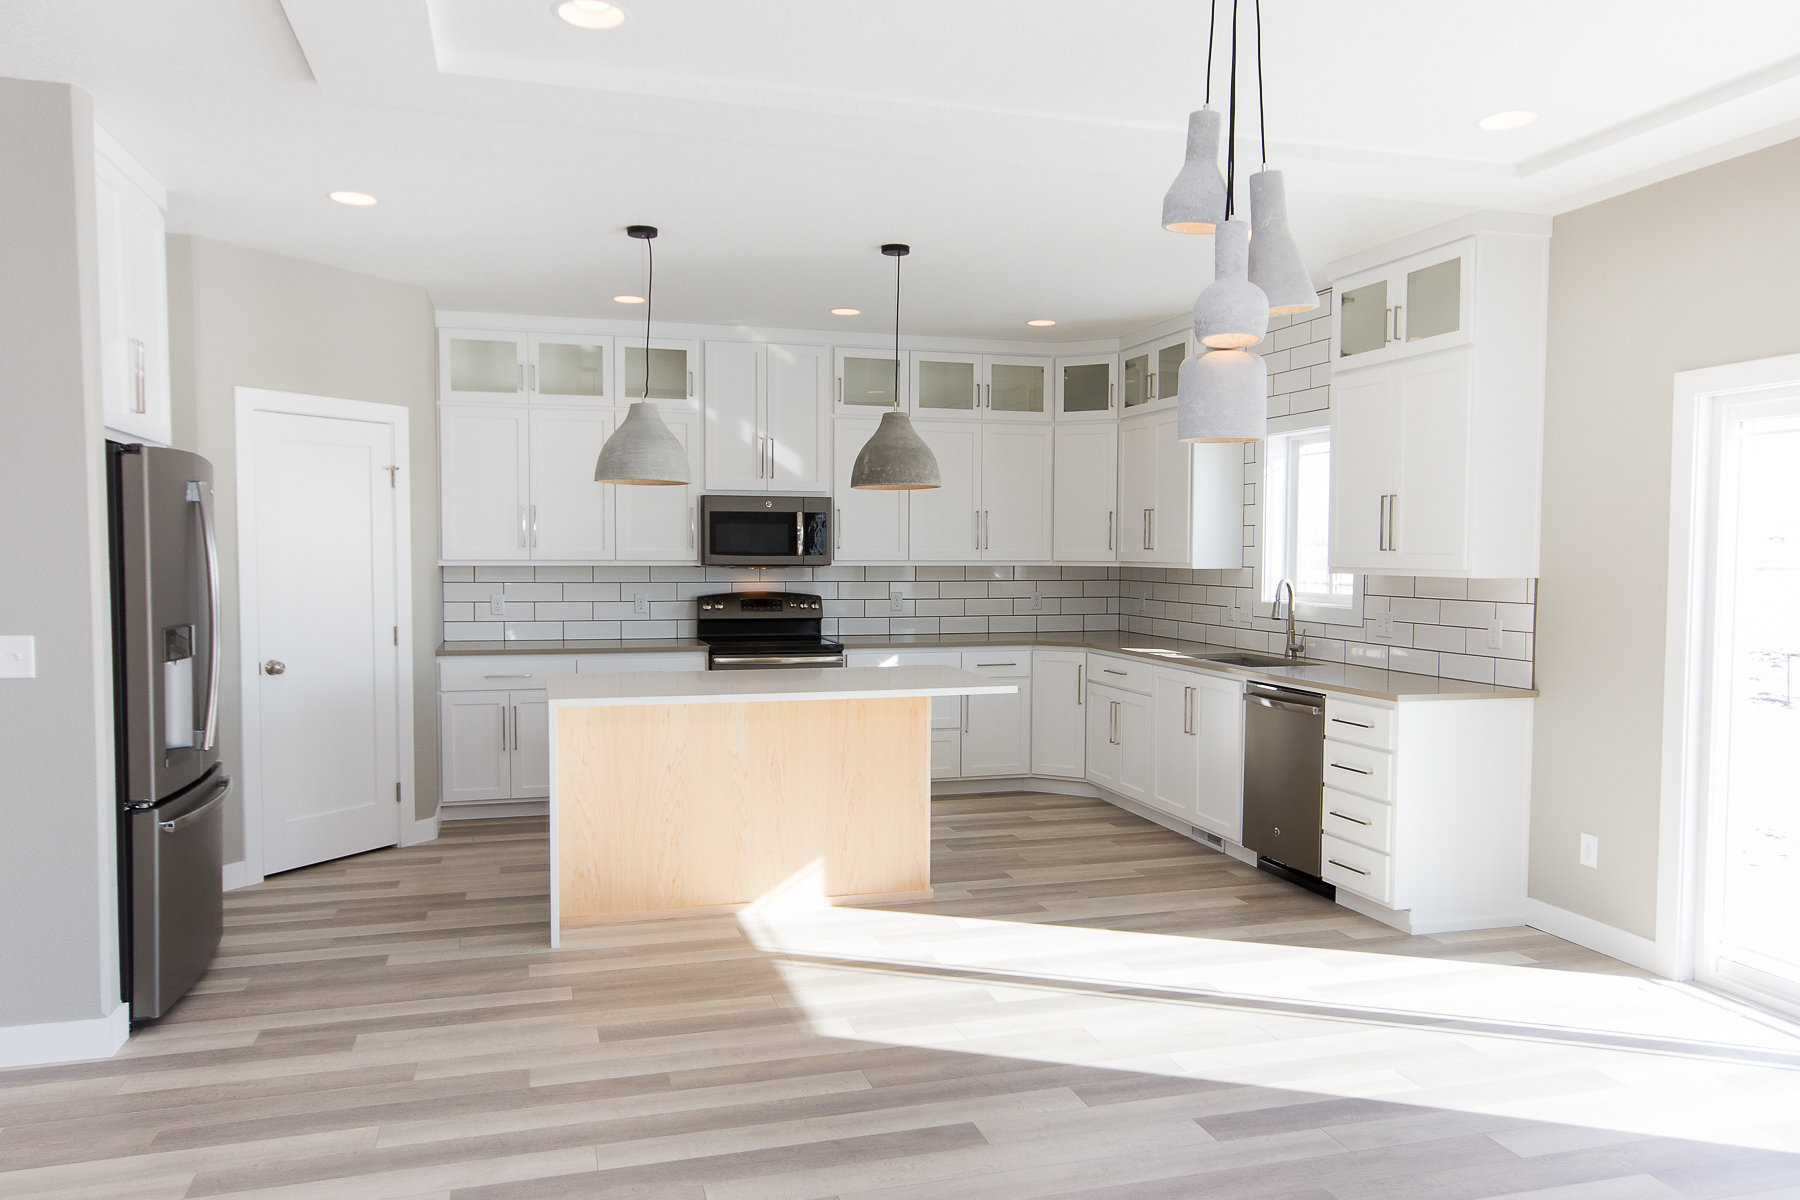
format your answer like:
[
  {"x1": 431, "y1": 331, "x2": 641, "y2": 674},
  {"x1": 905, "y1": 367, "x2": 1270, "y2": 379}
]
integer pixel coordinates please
[{"x1": 246, "y1": 406, "x2": 401, "y2": 874}]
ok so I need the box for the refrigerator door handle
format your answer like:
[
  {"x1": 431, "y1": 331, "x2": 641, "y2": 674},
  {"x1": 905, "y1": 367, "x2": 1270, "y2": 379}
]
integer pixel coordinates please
[
  {"x1": 188, "y1": 480, "x2": 222, "y2": 752},
  {"x1": 158, "y1": 774, "x2": 232, "y2": 834}
]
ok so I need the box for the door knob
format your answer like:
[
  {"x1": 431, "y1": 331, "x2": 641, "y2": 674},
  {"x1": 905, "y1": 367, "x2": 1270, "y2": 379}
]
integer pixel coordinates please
[{"x1": 264, "y1": 660, "x2": 286, "y2": 675}]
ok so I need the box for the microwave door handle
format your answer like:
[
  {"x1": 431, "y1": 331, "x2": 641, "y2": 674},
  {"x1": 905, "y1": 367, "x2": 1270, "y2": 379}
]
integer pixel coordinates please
[{"x1": 797, "y1": 510, "x2": 805, "y2": 556}]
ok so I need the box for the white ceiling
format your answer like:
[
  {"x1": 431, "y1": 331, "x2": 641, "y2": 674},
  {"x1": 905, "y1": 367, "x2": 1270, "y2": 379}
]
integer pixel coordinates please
[{"x1": 5, "y1": 1, "x2": 1800, "y2": 340}]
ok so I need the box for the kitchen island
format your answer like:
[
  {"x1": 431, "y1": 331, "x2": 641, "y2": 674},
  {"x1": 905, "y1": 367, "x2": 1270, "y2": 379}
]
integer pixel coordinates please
[{"x1": 547, "y1": 666, "x2": 1015, "y2": 942}]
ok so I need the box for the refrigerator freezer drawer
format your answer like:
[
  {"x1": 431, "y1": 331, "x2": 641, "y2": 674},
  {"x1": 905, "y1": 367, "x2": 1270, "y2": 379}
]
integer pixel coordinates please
[{"x1": 128, "y1": 771, "x2": 229, "y2": 1020}]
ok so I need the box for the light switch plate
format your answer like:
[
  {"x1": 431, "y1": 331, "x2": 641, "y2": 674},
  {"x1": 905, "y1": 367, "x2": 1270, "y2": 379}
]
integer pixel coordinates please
[
  {"x1": 1579, "y1": 833, "x2": 1599, "y2": 869},
  {"x1": 0, "y1": 635, "x2": 36, "y2": 679},
  {"x1": 1486, "y1": 615, "x2": 1505, "y2": 650}
]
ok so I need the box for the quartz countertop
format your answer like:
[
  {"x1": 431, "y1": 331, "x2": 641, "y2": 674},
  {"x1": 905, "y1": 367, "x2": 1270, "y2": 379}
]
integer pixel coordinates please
[
  {"x1": 437, "y1": 638, "x2": 707, "y2": 657},
  {"x1": 546, "y1": 665, "x2": 1016, "y2": 708}
]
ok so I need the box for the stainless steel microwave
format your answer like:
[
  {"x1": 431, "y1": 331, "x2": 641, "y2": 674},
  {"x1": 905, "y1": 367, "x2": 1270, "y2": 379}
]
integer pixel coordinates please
[{"x1": 700, "y1": 495, "x2": 833, "y2": 566}]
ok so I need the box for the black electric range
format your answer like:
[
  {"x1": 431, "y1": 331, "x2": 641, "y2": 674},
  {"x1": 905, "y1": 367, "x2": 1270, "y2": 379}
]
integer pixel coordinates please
[{"x1": 695, "y1": 591, "x2": 845, "y2": 670}]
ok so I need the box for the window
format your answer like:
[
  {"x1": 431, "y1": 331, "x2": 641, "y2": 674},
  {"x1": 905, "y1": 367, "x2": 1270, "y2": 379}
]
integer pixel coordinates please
[{"x1": 1264, "y1": 427, "x2": 1356, "y2": 612}]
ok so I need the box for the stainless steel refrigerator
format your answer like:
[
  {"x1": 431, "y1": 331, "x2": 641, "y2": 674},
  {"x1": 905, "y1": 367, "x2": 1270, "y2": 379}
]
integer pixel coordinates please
[{"x1": 108, "y1": 441, "x2": 231, "y2": 1021}]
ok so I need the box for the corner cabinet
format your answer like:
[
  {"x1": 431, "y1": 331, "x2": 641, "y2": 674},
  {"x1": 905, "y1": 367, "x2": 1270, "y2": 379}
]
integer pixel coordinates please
[
  {"x1": 95, "y1": 130, "x2": 171, "y2": 446},
  {"x1": 1328, "y1": 220, "x2": 1550, "y2": 578},
  {"x1": 1117, "y1": 409, "x2": 1241, "y2": 568}
]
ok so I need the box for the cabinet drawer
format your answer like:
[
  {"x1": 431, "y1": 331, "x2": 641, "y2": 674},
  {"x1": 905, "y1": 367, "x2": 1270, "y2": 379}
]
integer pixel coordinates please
[
  {"x1": 440, "y1": 656, "x2": 577, "y2": 691},
  {"x1": 1087, "y1": 653, "x2": 1151, "y2": 695},
  {"x1": 1322, "y1": 787, "x2": 1391, "y2": 854},
  {"x1": 1322, "y1": 833, "x2": 1394, "y2": 906},
  {"x1": 576, "y1": 652, "x2": 707, "y2": 673},
  {"x1": 1323, "y1": 738, "x2": 1393, "y2": 802},
  {"x1": 1325, "y1": 696, "x2": 1395, "y2": 751},
  {"x1": 961, "y1": 649, "x2": 1031, "y2": 677}
]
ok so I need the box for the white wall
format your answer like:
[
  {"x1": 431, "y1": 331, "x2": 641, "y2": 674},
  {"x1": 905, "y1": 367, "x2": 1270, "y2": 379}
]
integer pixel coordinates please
[
  {"x1": 165, "y1": 237, "x2": 440, "y2": 841},
  {"x1": 1531, "y1": 135, "x2": 1800, "y2": 939}
]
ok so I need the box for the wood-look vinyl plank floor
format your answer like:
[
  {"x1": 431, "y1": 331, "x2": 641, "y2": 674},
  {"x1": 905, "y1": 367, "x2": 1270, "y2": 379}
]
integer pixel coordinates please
[{"x1": 4, "y1": 792, "x2": 1800, "y2": 1198}]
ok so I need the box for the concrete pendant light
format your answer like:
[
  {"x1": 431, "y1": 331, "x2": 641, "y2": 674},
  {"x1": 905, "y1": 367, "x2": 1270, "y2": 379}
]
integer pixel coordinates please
[
  {"x1": 851, "y1": 244, "x2": 940, "y2": 490},
  {"x1": 1247, "y1": 170, "x2": 1316, "y2": 315},
  {"x1": 1161, "y1": 109, "x2": 1227, "y2": 234},
  {"x1": 1177, "y1": 347, "x2": 1266, "y2": 443},
  {"x1": 594, "y1": 225, "x2": 690, "y2": 486},
  {"x1": 1192, "y1": 220, "x2": 1268, "y2": 349}
]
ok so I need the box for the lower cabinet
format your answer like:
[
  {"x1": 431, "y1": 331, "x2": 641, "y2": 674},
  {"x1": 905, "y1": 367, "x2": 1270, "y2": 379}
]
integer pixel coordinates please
[
  {"x1": 1148, "y1": 667, "x2": 1244, "y2": 840},
  {"x1": 1085, "y1": 682, "x2": 1151, "y2": 804},
  {"x1": 846, "y1": 647, "x2": 1030, "y2": 779},
  {"x1": 439, "y1": 689, "x2": 546, "y2": 804},
  {"x1": 1030, "y1": 649, "x2": 1086, "y2": 778}
]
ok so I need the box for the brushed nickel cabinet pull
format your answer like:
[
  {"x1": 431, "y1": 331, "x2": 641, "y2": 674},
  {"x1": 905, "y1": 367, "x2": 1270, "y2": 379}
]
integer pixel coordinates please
[
  {"x1": 1330, "y1": 762, "x2": 1372, "y2": 776},
  {"x1": 1328, "y1": 858, "x2": 1370, "y2": 876},
  {"x1": 1328, "y1": 810, "x2": 1372, "y2": 826},
  {"x1": 1331, "y1": 717, "x2": 1373, "y2": 729}
]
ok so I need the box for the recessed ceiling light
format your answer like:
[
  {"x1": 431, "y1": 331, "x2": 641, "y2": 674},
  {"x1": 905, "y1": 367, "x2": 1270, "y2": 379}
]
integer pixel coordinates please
[
  {"x1": 830, "y1": 308, "x2": 861, "y2": 317},
  {"x1": 328, "y1": 190, "x2": 377, "y2": 206},
  {"x1": 1477, "y1": 110, "x2": 1537, "y2": 131},
  {"x1": 556, "y1": 1, "x2": 627, "y2": 29},
  {"x1": 1027, "y1": 319, "x2": 1057, "y2": 327},
  {"x1": 613, "y1": 294, "x2": 645, "y2": 304}
]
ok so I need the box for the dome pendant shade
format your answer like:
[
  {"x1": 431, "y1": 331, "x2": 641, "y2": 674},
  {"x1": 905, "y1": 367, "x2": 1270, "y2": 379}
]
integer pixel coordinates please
[
  {"x1": 1177, "y1": 349, "x2": 1266, "y2": 443},
  {"x1": 594, "y1": 401, "x2": 690, "y2": 485},
  {"x1": 850, "y1": 410, "x2": 940, "y2": 490},
  {"x1": 1161, "y1": 109, "x2": 1228, "y2": 234},
  {"x1": 1246, "y1": 171, "x2": 1318, "y2": 315},
  {"x1": 1193, "y1": 220, "x2": 1270, "y2": 349}
]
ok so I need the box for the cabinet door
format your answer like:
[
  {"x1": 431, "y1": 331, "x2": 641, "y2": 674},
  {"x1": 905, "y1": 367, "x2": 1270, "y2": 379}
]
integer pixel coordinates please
[
  {"x1": 623, "y1": 338, "x2": 698, "y2": 404},
  {"x1": 1121, "y1": 345, "x2": 1153, "y2": 411},
  {"x1": 1152, "y1": 333, "x2": 1188, "y2": 408},
  {"x1": 913, "y1": 352, "x2": 980, "y2": 417},
  {"x1": 1394, "y1": 240, "x2": 1475, "y2": 356},
  {"x1": 439, "y1": 691, "x2": 511, "y2": 803},
  {"x1": 441, "y1": 405, "x2": 531, "y2": 560},
  {"x1": 1328, "y1": 367, "x2": 1400, "y2": 571},
  {"x1": 1117, "y1": 415, "x2": 1159, "y2": 563},
  {"x1": 1053, "y1": 423, "x2": 1119, "y2": 563},
  {"x1": 1335, "y1": 271, "x2": 1393, "y2": 365},
  {"x1": 1085, "y1": 686, "x2": 1122, "y2": 792},
  {"x1": 703, "y1": 341, "x2": 765, "y2": 491},
  {"x1": 612, "y1": 408, "x2": 702, "y2": 561},
  {"x1": 1150, "y1": 410, "x2": 1191, "y2": 565},
  {"x1": 1031, "y1": 651, "x2": 1086, "y2": 779},
  {"x1": 531, "y1": 334, "x2": 612, "y2": 405},
  {"x1": 983, "y1": 356, "x2": 1050, "y2": 420},
  {"x1": 1192, "y1": 673, "x2": 1244, "y2": 842},
  {"x1": 508, "y1": 692, "x2": 550, "y2": 797},
  {"x1": 1390, "y1": 350, "x2": 1471, "y2": 572},
  {"x1": 121, "y1": 185, "x2": 170, "y2": 444},
  {"x1": 529, "y1": 408, "x2": 614, "y2": 560},
  {"x1": 94, "y1": 156, "x2": 132, "y2": 435},
  {"x1": 907, "y1": 421, "x2": 981, "y2": 561},
  {"x1": 836, "y1": 349, "x2": 907, "y2": 411},
  {"x1": 1150, "y1": 670, "x2": 1201, "y2": 820},
  {"x1": 832, "y1": 418, "x2": 908, "y2": 561},
  {"x1": 960, "y1": 653, "x2": 1031, "y2": 778},
  {"x1": 1115, "y1": 690, "x2": 1153, "y2": 803},
  {"x1": 441, "y1": 330, "x2": 528, "y2": 403},
  {"x1": 980, "y1": 425, "x2": 1053, "y2": 561},
  {"x1": 930, "y1": 729, "x2": 962, "y2": 779},
  {"x1": 1056, "y1": 355, "x2": 1116, "y2": 420},
  {"x1": 766, "y1": 344, "x2": 830, "y2": 492}
]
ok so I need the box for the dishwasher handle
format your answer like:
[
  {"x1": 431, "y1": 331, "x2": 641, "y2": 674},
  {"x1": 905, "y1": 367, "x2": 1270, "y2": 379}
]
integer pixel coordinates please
[{"x1": 1246, "y1": 687, "x2": 1324, "y2": 716}]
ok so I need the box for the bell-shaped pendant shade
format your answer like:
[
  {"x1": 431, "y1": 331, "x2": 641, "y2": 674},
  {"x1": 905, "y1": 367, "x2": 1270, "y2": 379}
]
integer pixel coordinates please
[
  {"x1": 594, "y1": 401, "x2": 690, "y2": 485},
  {"x1": 1246, "y1": 170, "x2": 1317, "y2": 316},
  {"x1": 1161, "y1": 109, "x2": 1228, "y2": 234},
  {"x1": 1193, "y1": 220, "x2": 1270, "y2": 349},
  {"x1": 851, "y1": 410, "x2": 940, "y2": 490},
  {"x1": 1177, "y1": 348, "x2": 1266, "y2": 443}
]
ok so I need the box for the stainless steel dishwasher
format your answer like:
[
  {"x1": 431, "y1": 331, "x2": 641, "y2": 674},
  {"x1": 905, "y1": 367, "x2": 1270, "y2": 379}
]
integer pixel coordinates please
[{"x1": 1241, "y1": 681, "x2": 1327, "y2": 883}]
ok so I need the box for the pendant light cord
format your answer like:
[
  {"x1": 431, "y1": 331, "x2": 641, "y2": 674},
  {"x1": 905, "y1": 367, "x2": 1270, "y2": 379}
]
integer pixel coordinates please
[
  {"x1": 1204, "y1": 0, "x2": 1218, "y2": 105},
  {"x1": 1224, "y1": 0, "x2": 1239, "y2": 219},
  {"x1": 892, "y1": 251, "x2": 902, "y2": 410},
  {"x1": 642, "y1": 235, "x2": 653, "y2": 402},
  {"x1": 1255, "y1": 0, "x2": 1266, "y2": 167}
]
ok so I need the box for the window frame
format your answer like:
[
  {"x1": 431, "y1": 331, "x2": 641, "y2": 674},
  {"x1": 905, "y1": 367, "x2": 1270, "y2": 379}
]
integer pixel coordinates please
[{"x1": 1262, "y1": 423, "x2": 1364, "y2": 628}]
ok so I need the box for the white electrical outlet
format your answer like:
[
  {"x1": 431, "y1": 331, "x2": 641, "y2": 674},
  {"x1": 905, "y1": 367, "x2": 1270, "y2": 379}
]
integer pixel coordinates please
[
  {"x1": 633, "y1": 591, "x2": 649, "y2": 616},
  {"x1": 1373, "y1": 611, "x2": 1395, "y2": 638},
  {"x1": 1579, "y1": 833, "x2": 1599, "y2": 869},
  {"x1": 1486, "y1": 615, "x2": 1505, "y2": 650},
  {"x1": 889, "y1": 586, "x2": 905, "y2": 613},
  {"x1": 488, "y1": 591, "x2": 506, "y2": 617},
  {"x1": 1031, "y1": 591, "x2": 1044, "y2": 612}
]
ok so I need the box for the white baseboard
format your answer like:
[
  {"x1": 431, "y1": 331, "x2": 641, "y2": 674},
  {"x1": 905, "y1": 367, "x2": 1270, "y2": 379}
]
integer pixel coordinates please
[
  {"x1": 0, "y1": 1004, "x2": 129, "y2": 1068},
  {"x1": 402, "y1": 812, "x2": 440, "y2": 846},
  {"x1": 221, "y1": 860, "x2": 256, "y2": 891},
  {"x1": 1524, "y1": 896, "x2": 1676, "y2": 977},
  {"x1": 440, "y1": 798, "x2": 548, "y2": 821}
]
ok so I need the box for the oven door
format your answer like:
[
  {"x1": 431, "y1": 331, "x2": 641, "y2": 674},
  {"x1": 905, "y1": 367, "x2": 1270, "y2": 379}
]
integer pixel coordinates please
[{"x1": 701, "y1": 495, "x2": 832, "y2": 566}]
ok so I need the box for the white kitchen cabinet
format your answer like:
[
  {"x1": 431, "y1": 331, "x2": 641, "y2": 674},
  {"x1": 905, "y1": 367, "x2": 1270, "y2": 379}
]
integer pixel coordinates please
[
  {"x1": 907, "y1": 421, "x2": 982, "y2": 561},
  {"x1": 958, "y1": 652, "x2": 1031, "y2": 777},
  {"x1": 703, "y1": 342, "x2": 829, "y2": 492},
  {"x1": 95, "y1": 132, "x2": 170, "y2": 446},
  {"x1": 441, "y1": 330, "x2": 529, "y2": 404},
  {"x1": 622, "y1": 337, "x2": 699, "y2": 405},
  {"x1": 910, "y1": 353, "x2": 1051, "y2": 421},
  {"x1": 1116, "y1": 409, "x2": 1241, "y2": 568},
  {"x1": 1122, "y1": 333, "x2": 1190, "y2": 413},
  {"x1": 910, "y1": 422, "x2": 1052, "y2": 562},
  {"x1": 1085, "y1": 683, "x2": 1151, "y2": 804},
  {"x1": 440, "y1": 405, "x2": 531, "y2": 561},
  {"x1": 528, "y1": 408, "x2": 614, "y2": 560},
  {"x1": 1056, "y1": 354, "x2": 1116, "y2": 421},
  {"x1": 1053, "y1": 424, "x2": 1118, "y2": 563},
  {"x1": 1150, "y1": 667, "x2": 1244, "y2": 838},
  {"x1": 612, "y1": 407, "x2": 703, "y2": 561},
  {"x1": 1149, "y1": 669, "x2": 1201, "y2": 822},
  {"x1": 983, "y1": 356, "x2": 1052, "y2": 420},
  {"x1": 1031, "y1": 650, "x2": 1086, "y2": 779},
  {"x1": 912, "y1": 352, "x2": 981, "y2": 417},
  {"x1": 930, "y1": 729, "x2": 962, "y2": 779},
  {"x1": 530, "y1": 334, "x2": 613, "y2": 404},
  {"x1": 832, "y1": 418, "x2": 909, "y2": 561},
  {"x1": 835, "y1": 348, "x2": 908, "y2": 412},
  {"x1": 438, "y1": 689, "x2": 547, "y2": 803},
  {"x1": 1335, "y1": 239, "x2": 1474, "y2": 368}
]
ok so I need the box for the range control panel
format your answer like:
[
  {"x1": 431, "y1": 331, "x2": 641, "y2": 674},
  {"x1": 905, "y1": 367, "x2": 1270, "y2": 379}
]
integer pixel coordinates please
[{"x1": 695, "y1": 591, "x2": 823, "y2": 615}]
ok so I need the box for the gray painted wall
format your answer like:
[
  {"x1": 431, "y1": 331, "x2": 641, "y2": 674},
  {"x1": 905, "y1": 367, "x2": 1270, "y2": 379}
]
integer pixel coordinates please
[
  {"x1": 1532, "y1": 135, "x2": 1800, "y2": 938},
  {"x1": 165, "y1": 236, "x2": 441, "y2": 857},
  {"x1": 0, "y1": 80, "x2": 120, "y2": 1027}
]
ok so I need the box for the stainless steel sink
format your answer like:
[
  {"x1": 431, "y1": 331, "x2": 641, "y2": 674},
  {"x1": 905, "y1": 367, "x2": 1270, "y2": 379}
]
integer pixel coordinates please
[{"x1": 1198, "y1": 652, "x2": 1293, "y2": 668}]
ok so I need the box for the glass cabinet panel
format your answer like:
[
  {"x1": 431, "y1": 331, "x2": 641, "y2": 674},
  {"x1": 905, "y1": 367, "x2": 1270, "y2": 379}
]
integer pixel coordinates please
[
  {"x1": 1156, "y1": 342, "x2": 1185, "y2": 402},
  {"x1": 989, "y1": 363, "x2": 1046, "y2": 414},
  {"x1": 1123, "y1": 351, "x2": 1151, "y2": 408},
  {"x1": 918, "y1": 359, "x2": 977, "y2": 411},
  {"x1": 842, "y1": 354, "x2": 900, "y2": 407},
  {"x1": 1061, "y1": 362, "x2": 1111, "y2": 414},
  {"x1": 1338, "y1": 279, "x2": 1390, "y2": 358},
  {"x1": 449, "y1": 337, "x2": 522, "y2": 395},
  {"x1": 536, "y1": 341, "x2": 606, "y2": 400},
  {"x1": 1403, "y1": 257, "x2": 1461, "y2": 343},
  {"x1": 623, "y1": 345, "x2": 690, "y2": 401}
]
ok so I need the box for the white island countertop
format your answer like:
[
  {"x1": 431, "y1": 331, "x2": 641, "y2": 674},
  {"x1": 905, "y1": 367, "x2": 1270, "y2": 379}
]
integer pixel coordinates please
[{"x1": 547, "y1": 665, "x2": 1016, "y2": 708}]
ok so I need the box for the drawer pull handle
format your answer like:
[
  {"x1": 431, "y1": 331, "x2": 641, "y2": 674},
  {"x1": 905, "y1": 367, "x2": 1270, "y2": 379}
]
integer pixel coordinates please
[
  {"x1": 1328, "y1": 810, "x2": 1372, "y2": 826},
  {"x1": 483, "y1": 673, "x2": 533, "y2": 679},
  {"x1": 1328, "y1": 858, "x2": 1370, "y2": 876},
  {"x1": 1330, "y1": 762, "x2": 1372, "y2": 776},
  {"x1": 1331, "y1": 718, "x2": 1373, "y2": 729},
  {"x1": 1102, "y1": 668, "x2": 1128, "y2": 676},
  {"x1": 976, "y1": 662, "x2": 1017, "y2": 668}
]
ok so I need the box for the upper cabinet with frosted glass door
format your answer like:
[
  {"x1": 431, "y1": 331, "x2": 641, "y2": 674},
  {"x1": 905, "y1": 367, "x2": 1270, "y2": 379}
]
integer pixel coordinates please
[
  {"x1": 910, "y1": 353, "x2": 1052, "y2": 421},
  {"x1": 530, "y1": 334, "x2": 613, "y2": 405},
  {"x1": 622, "y1": 337, "x2": 699, "y2": 407},
  {"x1": 440, "y1": 330, "x2": 530, "y2": 403},
  {"x1": 835, "y1": 347, "x2": 909, "y2": 413},
  {"x1": 1055, "y1": 354, "x2": 1117, "y2": 422},
  {"x1": 1121, "y1": 332, "x2": 1190, "y2": 413},
  {"x1": 1334, "y1": 237, "x2": 1475, "y2": 368},
  {"x1": 982, "y1": 356, "x2": 1052, "y2": 421}
]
